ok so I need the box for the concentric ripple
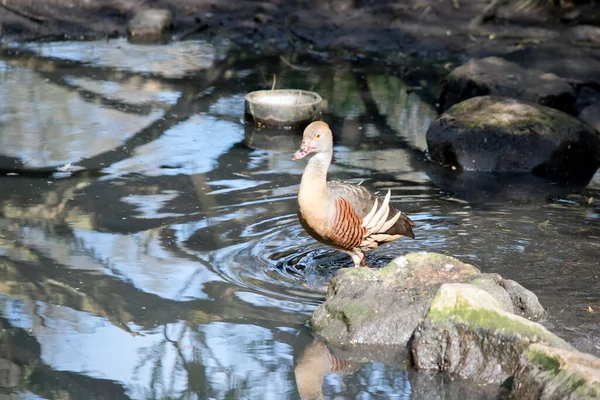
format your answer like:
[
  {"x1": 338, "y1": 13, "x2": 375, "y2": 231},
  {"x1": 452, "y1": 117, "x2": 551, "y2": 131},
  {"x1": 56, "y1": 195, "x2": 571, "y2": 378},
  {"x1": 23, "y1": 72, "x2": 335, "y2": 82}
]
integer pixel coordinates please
[{"x1": 173, "y1": 181, "x2": 446, "y2": 312}]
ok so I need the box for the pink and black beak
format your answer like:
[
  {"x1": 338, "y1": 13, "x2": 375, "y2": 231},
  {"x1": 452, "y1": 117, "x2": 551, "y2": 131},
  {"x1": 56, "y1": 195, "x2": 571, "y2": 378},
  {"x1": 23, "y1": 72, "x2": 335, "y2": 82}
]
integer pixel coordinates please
[{"x1": 292, "y1": 139, "x2": 313, "y2": 160}]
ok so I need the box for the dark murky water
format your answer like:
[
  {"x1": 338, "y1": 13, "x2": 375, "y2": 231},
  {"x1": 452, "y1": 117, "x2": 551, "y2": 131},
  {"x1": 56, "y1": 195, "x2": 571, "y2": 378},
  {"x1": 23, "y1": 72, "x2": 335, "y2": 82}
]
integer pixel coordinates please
[{"x1": 0, "y1": 38, "x2": 598, "y2": 399}]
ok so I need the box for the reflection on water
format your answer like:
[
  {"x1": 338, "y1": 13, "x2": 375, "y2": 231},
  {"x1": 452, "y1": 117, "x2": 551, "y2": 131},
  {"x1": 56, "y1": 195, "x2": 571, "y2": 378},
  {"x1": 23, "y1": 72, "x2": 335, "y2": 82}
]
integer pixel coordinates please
[
  {"x1": 0, "y1": 64, "x2": 163, "y2": 168},
  {"x1": 18, "y1": 39, "x2": 228, "y2": 78},
  {"x1": 0, "y1": 40, "x2": 598, "y2": 399},
  {"x1": 104, "y1": 116, "x2": 245, "y2": 177}
]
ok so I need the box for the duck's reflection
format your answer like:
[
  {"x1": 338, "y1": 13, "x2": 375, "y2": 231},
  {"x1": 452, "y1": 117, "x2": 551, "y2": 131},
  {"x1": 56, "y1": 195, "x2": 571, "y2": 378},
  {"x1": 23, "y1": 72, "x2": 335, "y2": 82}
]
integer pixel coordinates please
[
  {"x1": 292, "y1": 334, "x2": 500, "y2": 400},
  {"x1": 294, "y1": 339, "x2": 359, "y2": 400}
]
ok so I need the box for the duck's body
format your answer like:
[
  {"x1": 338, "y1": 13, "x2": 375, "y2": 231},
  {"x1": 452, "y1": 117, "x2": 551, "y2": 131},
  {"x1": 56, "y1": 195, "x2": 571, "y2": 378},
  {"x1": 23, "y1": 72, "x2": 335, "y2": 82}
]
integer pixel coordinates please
[{"x1": 293, "y1": 121, "x2": 415, "y2": 268}]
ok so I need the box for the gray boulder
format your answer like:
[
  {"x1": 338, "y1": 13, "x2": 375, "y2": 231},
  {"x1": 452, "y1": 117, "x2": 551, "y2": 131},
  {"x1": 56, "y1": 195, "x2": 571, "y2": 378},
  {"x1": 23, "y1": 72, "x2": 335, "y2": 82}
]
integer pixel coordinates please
[
  {"x1": 439, "y1": 57, "x2": 576, "y2": 114},
  {"x1": 500, "y1": 278, "x2": 547, "y2": 320},
  {"x1": 309, "y1": 252, "x2": 544, "y2": 347},
  {"x1": 511, "y1": 343, "x2": 600, "y2": 399},
  {"x1": 410, "y1": 283, "x2": 572, "y2": 384},
  {"x1": 127, "y1": 9, "x2": 173, "y2": 43},
  {"x1": 426, "y1": 96, "x2": 600, "y2": 184},
  {"x1": 581, "y1": 102, "x2": 600, "y2": 133},
  {"x1": 503, "y1": 47, "x2": 600, "y2": 86},
  {"x1": 0, "y1": 358, "x2": 20, "y2": 387},
  {"x1": 567, "y1": 25, "x2": 600, "y2": 45}
]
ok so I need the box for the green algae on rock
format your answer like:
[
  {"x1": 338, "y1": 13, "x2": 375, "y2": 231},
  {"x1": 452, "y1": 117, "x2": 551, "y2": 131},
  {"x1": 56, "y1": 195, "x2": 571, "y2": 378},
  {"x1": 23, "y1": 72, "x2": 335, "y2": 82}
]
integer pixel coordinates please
[
  {"x1": 310, "y1": 252, "x2": 545, "y2": 348},
  {"x1": 310, "y1": 252, "x2": 482, "y2": 346},
  {"x1": 411, "y1": 283, "x2": 571, "y2": 384},
  {"x1": 426, "y1": 96, "x2": 600, "y2": 184},
  {"x1": 512, "y1": 343, "x2": 600, "y2": 399}
]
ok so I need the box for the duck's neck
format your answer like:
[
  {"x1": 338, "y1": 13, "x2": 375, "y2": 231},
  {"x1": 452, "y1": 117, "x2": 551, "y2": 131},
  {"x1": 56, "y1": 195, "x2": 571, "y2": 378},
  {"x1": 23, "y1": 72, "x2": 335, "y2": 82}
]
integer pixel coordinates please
[{"x1": 298, "y1": 151, "x2": 332, "y2": 220}]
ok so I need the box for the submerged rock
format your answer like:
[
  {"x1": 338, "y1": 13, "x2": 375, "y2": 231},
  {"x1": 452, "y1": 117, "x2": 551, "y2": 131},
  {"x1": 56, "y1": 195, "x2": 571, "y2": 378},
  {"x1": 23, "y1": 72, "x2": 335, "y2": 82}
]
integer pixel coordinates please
[
  {"x1": 127, "y1": 9, "x2": 173, "y2": 43},
  {"x1": 512, "y1": 343, "x2": 600, "y2": 399},
  {"x1": 410, "y1": 283, "x2": 571, "y2": 384},
  {"x1": 426, "y1": 96, "x2": 600, "y2": 184},
  {"x1": 309, "y1": 252, "x2": 544, "y2": 347},
  {"x1": 440, "y1": 57, "x2": 576, "y2": 114}
]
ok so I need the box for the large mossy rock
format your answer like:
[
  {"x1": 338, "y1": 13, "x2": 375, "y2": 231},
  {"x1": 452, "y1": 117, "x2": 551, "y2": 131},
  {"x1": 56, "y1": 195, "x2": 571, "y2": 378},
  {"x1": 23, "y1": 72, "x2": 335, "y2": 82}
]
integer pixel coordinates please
[
  {"x1": 512, "y1": 343, "x2": 600, "y2": 399},
  {"x1": 440, "y1": 57, "x2": 576, "y2": 114},
  {"x1": 410, "y1": 283, "x2": 572, "y2": 384},
  {"x1": 426, "y1": 96, "x2": 600, "y2": 184},
  {"x1": 309, "y1": 252, "x2": 545, "y2": 346}
]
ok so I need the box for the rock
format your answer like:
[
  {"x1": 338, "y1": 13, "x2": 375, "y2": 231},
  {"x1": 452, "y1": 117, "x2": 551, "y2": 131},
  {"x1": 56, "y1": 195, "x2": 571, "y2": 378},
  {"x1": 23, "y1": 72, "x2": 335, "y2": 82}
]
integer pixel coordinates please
[
  {"x1": 310, "y1": 253, "x2": 480, "y2": 346},
  {"x1": 253, "y1": 13, "x2": 270, "y2": 24},
  {"x1": 440, "y1": 57, "x2": 576, "y2": 115},
  {"x1": 512, "y1": 343, "x2": 600, "y2": 399},
  {"x1": 567, "y1": 25, "x2": 600, "y2": 44},
  {"x1": 127, "y1": 9, "x2": 173, "y2": 43},
  {"x1": 470, "y1": 274, "x2": 515, "y2": 314},
  {"x1": 323, "y1": 0, "x2": 355, "y2": 13},
  {"x1": 410, "y1": 283, "x2": 572, "y2": 384},
  {"x1": 500, "y1": 279, "x2": 547, "y2": 320},
  {"x1": 408, "y1": 370, "x2": 503, "y2": 400},
  {"x1": 426, "y1": 96, "x2": 600, "y2": 184},
  {"x1": 581, "y1": 102, "x2": 600, "y2": 133},
  {"x1": 0, "y1": 358, "x2": 20, "y2": 387},
  {"x1": 309, "y1": 252, "x2": 544, "y2": 346},
  {"x1": 504, "y1": 46, "x2": 600, "y2": 85},
  {"x1": 576, "y1": 86, "x2": 600, "y2": 114}
]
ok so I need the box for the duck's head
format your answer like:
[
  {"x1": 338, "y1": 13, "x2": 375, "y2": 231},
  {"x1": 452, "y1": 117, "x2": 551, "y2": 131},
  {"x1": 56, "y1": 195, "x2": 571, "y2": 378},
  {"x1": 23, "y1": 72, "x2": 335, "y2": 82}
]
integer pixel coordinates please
[{"x1": 292, "y1": 121, "x2": 333, "y2": 160}]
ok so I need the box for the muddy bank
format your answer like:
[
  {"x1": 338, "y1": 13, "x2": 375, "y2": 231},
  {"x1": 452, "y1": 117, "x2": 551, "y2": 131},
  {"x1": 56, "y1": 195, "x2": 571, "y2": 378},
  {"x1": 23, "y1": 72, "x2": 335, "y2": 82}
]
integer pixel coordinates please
[{"x1": 2, "y1": 0, "x2": 600, "y2": 60}]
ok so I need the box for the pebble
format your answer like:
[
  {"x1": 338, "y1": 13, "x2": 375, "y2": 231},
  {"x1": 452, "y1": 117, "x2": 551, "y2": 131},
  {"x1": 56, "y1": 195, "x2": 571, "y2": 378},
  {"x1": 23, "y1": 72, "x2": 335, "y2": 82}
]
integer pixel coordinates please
[{"x1": 127, "y1": 9, "x2": 173, "y2": 42}]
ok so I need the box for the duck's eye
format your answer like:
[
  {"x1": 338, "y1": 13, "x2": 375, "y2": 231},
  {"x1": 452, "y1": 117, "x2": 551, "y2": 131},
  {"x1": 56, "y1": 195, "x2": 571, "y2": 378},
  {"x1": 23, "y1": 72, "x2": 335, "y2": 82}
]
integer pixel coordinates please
[{"x1": 315, "y1": 133, "x2": 321, "y2": 139}]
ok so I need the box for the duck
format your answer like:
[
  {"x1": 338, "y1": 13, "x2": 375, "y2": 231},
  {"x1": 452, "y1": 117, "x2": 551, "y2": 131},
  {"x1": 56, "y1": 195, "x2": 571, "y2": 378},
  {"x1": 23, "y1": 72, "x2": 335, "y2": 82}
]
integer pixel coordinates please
[{"x1": 292, "y1": 121, "x2": 416, "y2": 268}]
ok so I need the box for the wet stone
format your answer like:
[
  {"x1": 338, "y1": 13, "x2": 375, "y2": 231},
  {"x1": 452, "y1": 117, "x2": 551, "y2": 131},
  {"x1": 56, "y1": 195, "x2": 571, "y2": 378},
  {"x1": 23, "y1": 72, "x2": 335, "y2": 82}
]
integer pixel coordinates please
[
  {"x1": 576, "y1": 85, "x2": 600, "y2": 114},
  {"x1": 309, "y1": 252, "x2": 545, "y2": 347},
  {"x1": 426, "y1": 96, "x2": 600, "y2": 184},
  {"x1": 0, "y1": 358, "x2": 21, "y2": 387},
  {"x1": 499, "y1": 278, "x2": 547, "y2": 321},
  {"x1": 580, "y1": 102, "x2": 600, "y2": 133},
  {"x1": 439, "y1": 57, "x2": 577, "y2": 115},
  {"x1": 127, "y1": 9, "x2": 173, "y2": 43},
  {"x1": 310, "y1": 253, "x2": 481, "y2": 346},
  {"x1": 567, "y1": 25, "x2": 600, "y2": 44},
  {"x1": 410, "y1": 283, "x2": 572, "y2": 384},
  {"x1": 504, "y1": 47, "x2": 600, "y2": 85},
  {"x1": 512, "y1": 343, "x2": 600, "y2": 399}
]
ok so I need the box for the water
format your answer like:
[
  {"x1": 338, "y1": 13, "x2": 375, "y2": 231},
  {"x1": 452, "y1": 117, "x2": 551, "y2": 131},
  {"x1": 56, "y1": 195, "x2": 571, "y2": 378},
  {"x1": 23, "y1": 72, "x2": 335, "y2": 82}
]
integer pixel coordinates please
[{"x1": 0, "y1": 38, "x2": 598, "y2": 399}]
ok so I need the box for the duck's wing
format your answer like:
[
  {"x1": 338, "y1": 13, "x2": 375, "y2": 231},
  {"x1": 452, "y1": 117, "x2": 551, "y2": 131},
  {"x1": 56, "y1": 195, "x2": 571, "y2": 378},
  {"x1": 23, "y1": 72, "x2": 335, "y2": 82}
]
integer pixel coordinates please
[{"x1": 327, "y1": 180, "x2": 416, "y2": 238}]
